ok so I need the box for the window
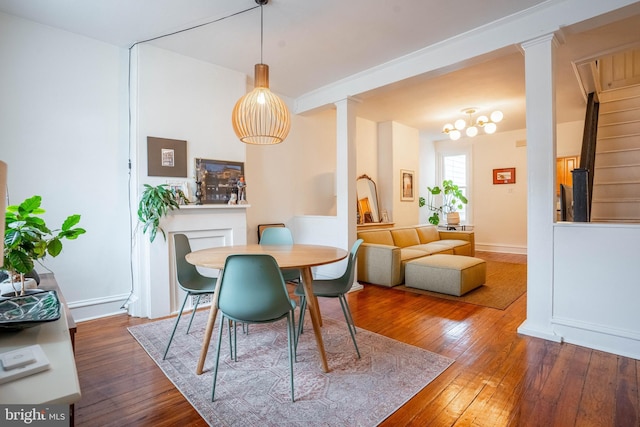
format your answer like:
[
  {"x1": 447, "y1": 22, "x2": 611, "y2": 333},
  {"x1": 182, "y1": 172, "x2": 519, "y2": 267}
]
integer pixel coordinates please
[{"x1": 441, "y1": 153, "x2": 468, "y2": 222}]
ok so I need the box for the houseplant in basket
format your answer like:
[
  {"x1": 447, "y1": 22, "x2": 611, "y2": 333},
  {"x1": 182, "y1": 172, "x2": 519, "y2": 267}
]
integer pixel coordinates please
[
  {"x1": 3, "y1": 195, "x2": 85, "y2": 296},
  {"x1": 419, "y1": 179, "x2": 468, "y2": 225}
]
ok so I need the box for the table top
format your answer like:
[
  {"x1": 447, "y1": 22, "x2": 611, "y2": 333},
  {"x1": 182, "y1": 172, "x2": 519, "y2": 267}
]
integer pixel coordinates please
[{"x1": 186, "y1": 243, "x2": 348, "y2": 270}]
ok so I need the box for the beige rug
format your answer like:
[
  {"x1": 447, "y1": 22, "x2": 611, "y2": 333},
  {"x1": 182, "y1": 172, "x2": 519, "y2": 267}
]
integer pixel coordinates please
[
  {"x1": 395, "y1": 260, "x2": 527, "y2": 310},
  {"x1": 128, "y1": 310, "x2": 453, "y2": 426}
]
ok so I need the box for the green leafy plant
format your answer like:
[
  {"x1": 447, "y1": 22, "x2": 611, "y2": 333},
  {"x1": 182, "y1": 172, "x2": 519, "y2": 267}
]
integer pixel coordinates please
[
  {"x1": 418, "y1": 179, "x2": 468, "y2": 225},
  {"x1": 137, "y1": 184, "x2": 183, "y2": 243},
  {"x1": 3, "y1": 195, "x2": 86, "y2": 295}
]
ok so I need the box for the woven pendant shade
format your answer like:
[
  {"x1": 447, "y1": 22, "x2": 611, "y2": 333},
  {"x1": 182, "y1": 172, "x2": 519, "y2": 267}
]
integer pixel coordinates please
[{"x1": 232, "y1": 63, "x2": 291, "y2": 145}]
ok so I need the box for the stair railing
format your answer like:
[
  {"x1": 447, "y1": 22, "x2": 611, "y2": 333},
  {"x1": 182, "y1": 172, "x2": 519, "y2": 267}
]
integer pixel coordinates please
[{"x1": 572, "y1": 92, "x2": 599, "y2": 222}]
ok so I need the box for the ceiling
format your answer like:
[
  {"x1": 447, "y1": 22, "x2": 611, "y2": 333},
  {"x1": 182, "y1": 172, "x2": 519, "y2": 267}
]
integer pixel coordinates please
[{"x1": 1, "y1": 0, "x2": 640, "y2": 141}]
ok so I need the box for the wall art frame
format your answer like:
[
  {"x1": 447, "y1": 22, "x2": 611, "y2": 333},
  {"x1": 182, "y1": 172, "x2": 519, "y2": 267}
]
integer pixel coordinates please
[
  {"x1": 147, "y1": 136, "x2": 187, "y2": 177},
  {"x1": 195, "y1": 158, "x2": 245, "y2": 204},
  {"x1": 400, "y1": 169, "x2": 415, "y2": 201},
  {"x1": 493, "y1": 167, "x2": 516, "y2": 184}
]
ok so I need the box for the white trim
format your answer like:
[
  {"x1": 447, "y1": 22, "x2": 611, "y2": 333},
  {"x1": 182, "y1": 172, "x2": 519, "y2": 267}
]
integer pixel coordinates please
[{"x1": 68, "y1": 293, "x2": 130, "y2": 323}]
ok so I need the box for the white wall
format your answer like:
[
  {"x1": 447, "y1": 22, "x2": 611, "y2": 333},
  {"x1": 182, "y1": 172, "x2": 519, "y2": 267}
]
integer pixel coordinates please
[
  {"x1": 425, "y1": 120, "x2": 584, "y2": 253},
  {"x1": 378, "y1": 121, "x2": 420, "y2": 226},
  {"x1": 0, "y1": 12, "x2": 131, "y2": 320}
]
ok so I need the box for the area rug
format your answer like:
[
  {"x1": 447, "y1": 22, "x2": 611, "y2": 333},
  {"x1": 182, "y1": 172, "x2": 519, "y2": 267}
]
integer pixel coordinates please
[
  {"x1": 128, "y1": 311, "x2": 453, "y2": 427},
  {"x1": 395, "y1": 260, "x2": 527, "y2": 310}
]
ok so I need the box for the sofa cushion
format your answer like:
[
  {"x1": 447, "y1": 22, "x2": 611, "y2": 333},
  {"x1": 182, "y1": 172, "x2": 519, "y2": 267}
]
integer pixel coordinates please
[
  {"x1": 391, "y1": 228, "x2": 420, "y2": 248},
  {"x1": 433, "y1": 240, "x2": 472, "y2": 256},
  {"x1": 416, "y1": 225, "x2": 440, "y2": 243},
  {"x1": 358, "y1": 230, "x2": 394, "y2": 246},
  {"x1": 408, "y1": 243, "x2": 455, "y2": 255}
]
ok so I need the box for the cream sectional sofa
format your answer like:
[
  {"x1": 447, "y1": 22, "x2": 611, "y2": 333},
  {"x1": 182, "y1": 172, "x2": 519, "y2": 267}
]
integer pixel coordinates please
[{"x1": 356, "y1": 224, "x2": 475, "y2": 287}]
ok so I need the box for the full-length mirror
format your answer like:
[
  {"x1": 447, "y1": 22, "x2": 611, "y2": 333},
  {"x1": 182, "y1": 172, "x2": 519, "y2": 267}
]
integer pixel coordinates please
[{"x1": 356, "y1": 174, "x2": 380, "y2": 223}]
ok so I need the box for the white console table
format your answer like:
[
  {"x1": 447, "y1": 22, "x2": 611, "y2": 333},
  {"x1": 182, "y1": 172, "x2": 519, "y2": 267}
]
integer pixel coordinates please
[{"x1": 0, "y1": 275, "x2": 80, "y2": 422}]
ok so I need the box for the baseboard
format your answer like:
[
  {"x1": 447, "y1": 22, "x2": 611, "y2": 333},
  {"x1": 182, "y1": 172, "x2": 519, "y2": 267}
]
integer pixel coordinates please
[
  {"x1": 475, "y1": 243, "x2": 527, "y2": 254},
  {"x1": 551, "y1": 316, "x2": 640, "y2": 360},
  {"x1": 67, "y1": 293, "x2": 130, "y2": 322},
  {"x1": 517, "y1": 320, "x2": 563, "y2": 342}
]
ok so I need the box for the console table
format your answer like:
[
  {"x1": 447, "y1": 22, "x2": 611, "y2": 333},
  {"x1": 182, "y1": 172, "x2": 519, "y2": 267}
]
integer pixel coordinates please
[{"x1": 0, "y1": 274, "x2": 80, "y2": 425}]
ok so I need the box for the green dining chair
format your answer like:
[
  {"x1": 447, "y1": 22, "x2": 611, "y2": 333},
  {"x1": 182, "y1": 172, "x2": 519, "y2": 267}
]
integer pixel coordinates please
[
  {"x1": 163, "y1": 234, "x2": 217, "y2": 360},
  {"x1": 259, "y1": 226, "x2": 301, "y2": 284},
  {"x1": 211, "y1": 254, "x2": 297, "y2": 402},
  {"x1": 295, "y1": 239, "x2": 364, "y2": 358}
]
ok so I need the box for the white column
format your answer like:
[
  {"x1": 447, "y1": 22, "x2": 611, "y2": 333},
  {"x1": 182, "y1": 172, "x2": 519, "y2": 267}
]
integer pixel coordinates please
[
  {"x1": 517, "y1": 33, "x2": 562, "y2": 342},
  {"x1": 334, "y1": 97, "x2": 362, "y2": 290}
]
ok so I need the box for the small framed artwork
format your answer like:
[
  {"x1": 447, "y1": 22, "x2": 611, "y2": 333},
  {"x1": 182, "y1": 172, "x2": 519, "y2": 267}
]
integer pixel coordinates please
[
  {"x1": 195, "y1": 158, "x2": 245, "y2": 204},
  {"x1": 400, "y1": 169, "x2": 415, "y2": 201},
  {"x1": 493, "y1": 167, "x2": 516, "y2": 184},
  {"x1": 147, "y1": 137, "x2": 187, "y2": 177}
]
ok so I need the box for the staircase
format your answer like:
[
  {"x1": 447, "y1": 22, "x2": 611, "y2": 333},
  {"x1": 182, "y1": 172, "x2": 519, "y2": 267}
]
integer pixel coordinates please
[{"x1": 590, "y1": 84, "x2": 640, "y2": 222}]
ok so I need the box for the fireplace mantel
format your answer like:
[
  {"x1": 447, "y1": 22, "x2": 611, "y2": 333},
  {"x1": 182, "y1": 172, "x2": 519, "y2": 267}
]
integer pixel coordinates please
[{"x1": 133, "y1": 204, "x2": 249, "y2": 318}]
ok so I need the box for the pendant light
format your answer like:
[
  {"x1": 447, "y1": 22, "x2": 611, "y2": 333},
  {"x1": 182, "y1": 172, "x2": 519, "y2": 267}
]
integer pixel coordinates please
[{"x1": 232, "y1": 0, "x2": 291, "y2": 145}]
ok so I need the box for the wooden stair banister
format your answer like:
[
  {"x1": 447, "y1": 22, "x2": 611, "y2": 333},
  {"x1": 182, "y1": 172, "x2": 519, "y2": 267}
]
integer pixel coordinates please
[{"x1": 573, "y1": 92, "x2": 599, "y2": 222}]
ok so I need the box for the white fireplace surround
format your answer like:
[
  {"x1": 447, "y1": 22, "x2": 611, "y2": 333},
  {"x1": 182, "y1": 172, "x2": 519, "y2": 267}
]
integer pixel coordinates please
[{"x1": 133, "y1": 205, "x2": 248, "y2": 319}]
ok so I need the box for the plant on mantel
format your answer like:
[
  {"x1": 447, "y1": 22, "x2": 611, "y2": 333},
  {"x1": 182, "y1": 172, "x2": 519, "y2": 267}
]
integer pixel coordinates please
[
  {"x1": 418, "y1": 179, "x2": 468, "y2": 225},
  {"x1": 3, "y1": 195, "x2": 85, "y2": 296},
  {"x1": 137, "y1": 184, "x2": 189, "y2": 243}
]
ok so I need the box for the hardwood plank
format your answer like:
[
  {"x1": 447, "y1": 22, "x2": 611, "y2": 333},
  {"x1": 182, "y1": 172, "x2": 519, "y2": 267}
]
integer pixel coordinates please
[{"x1": 72, "y1": 251, "x2": 640, "y2": 426}]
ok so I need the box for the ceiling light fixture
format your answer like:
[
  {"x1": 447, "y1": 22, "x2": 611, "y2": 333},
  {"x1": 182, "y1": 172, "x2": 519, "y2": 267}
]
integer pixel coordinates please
[
  {"x1": 442, "y1": 108, "x2": 503, "y2": 141},
  {"x1": 232, "y1": 0, "x2": 291, "y2": 145}
]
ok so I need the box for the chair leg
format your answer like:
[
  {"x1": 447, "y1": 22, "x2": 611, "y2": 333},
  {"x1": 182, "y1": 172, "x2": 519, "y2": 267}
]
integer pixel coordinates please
[
  {"x1": 341, "y1": 294, "x2": 357, "y2": 334},
  {"x1": 338, "y1": 295, "x2": 360, "y2": 358},
  {"x1": 287, "y1": 312, "x2": 295, "y2": 402},
  {"x1": 212, "y1": 314, "x2": 226, "y2": 401},
  {"x1": 295, "y1": 297, "x2": 307, "y2": 351},
  {"x1": 186, "y1": 294, "x2": 201, "y2": 334},
  {"x1": 162, "y1": 292, "x2": 189, "y2": 360}
]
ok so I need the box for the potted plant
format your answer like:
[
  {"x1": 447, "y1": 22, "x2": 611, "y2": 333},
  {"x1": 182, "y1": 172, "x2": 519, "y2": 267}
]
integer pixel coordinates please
[
  {"x1": 3, "y1": 195, "x2": 85, "y2": 296},
  {"x1": 419, "y1": 179, "x2": 468, "y2": 225},
  {"x1": 137, "y1": 184, "x2": 188, "y2": 242}
]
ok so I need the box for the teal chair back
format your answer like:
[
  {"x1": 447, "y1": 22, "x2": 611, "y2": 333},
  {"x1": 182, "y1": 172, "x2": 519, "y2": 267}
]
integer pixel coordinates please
[
  {"x1": 217, "y1": 254, "x2": 294, "y2": 322},
  {"x1": 334, "y1": 239, "x2": 364, "y2": 292},
  {"x1": 174, "y1": 233, "x2": 200, "y2": 287},
  {"x1": 259, "y1": 226, "x2": 300, "y2": 283},
  {"x1": 259, "y1": 227, "x2": 294, "y2": 245}
]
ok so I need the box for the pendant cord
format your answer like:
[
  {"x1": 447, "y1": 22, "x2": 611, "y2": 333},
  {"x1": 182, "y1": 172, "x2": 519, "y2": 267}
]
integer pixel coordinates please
[{"x1": 260, "y1": 3, "x2": 264, "y2": 64}]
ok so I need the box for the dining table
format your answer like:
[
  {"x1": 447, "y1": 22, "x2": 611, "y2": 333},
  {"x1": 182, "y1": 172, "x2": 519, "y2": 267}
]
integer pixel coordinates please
[{"x1": 186, "y1": 243, "x2": 348, "y2": 375}]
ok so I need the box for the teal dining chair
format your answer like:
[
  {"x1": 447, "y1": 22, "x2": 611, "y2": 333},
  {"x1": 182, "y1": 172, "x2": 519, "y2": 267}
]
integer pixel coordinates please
[
  {"x1": 259, "y1": 226, "x2": 301, "y2": 284},
  {"x1": 295, "y1": 239, "x2": 364, "y2": 358},
  {"x1": 211, "y1": 254, "x2": 297, "y2": 402},
  {"x1": 163, "y1": 234, "x2": 217, "y2": 360}
]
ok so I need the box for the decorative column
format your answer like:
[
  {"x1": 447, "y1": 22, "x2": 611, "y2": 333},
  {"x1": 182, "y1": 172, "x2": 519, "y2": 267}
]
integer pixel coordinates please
[
  {"x1": 517, "y1": 33, "x2": 562, "y2": 342},
  {"x1": 335, "y1": 97, "x2": 362, "y2": 290}
]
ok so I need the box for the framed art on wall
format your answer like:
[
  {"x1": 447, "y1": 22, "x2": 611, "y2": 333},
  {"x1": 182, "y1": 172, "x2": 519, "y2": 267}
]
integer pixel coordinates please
[
  {"x1": 400, "y1": 169, "x2": 415, "y2": 201},
  {"x1": 147, "y1": 137, "x2": 187, "y2": 177},
  {"x1": 493, "y1": 167, "x2": 516, "y2": 184},
  {"x1": 195, "y1": 158, "x2": 245, "y2": 204}
]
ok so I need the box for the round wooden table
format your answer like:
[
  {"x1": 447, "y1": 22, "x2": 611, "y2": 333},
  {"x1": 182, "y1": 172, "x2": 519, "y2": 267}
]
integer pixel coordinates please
[{"x1": 186, "y1": 243, "x2": 348, "y2": 374}]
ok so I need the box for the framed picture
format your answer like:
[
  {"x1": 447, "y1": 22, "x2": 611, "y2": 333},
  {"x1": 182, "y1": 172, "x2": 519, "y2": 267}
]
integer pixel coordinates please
[
  {"x1": 195, "y1": 158, "x2": 245, "y2": 204},
  {"x1": 400, "y1": 169, "x2": 414, "y2": 201},
  {"x1": 147, "y1": 137, "x2": 187, "y2": 177},
  {"x1": 493, "y1": 167, "x2": 516, "y2": 184}
]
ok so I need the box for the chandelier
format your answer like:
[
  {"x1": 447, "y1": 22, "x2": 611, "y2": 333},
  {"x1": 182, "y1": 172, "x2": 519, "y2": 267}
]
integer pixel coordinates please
[
  {"x1": 232, "y1": 0, "x2": 291, "y2": 145},
  {"x1": 442, "y1": 108, "x2": 503, "y2": 140}
]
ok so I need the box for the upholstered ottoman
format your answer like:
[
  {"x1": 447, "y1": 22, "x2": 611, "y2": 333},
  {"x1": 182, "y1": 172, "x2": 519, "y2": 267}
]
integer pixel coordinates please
[{"x1": 404, "y1": 254, "x2": 486, "y2": 296}]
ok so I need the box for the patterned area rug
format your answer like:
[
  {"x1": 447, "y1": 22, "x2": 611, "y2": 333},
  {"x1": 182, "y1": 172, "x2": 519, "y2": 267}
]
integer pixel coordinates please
[
  {"x1": 395, "y1": 260, "x2": 527, "y2": 310},
  {"x1": 128, "y1": 311, "x2": 453, "y2": 426}
]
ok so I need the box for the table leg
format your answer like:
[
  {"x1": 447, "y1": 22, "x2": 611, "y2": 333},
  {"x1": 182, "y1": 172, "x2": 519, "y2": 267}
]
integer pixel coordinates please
[
  {"x1": 300, "y1": 266, "x2": 330, "y2": 373},
  {"x1": 196, "y1": 275, "x2": 222, "y2": 375}
]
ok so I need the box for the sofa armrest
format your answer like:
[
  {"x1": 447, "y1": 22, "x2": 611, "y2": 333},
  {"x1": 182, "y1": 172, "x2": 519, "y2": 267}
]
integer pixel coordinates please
[
  {"x1": 357, "y1": 243, "x2": 403, "y2": 287},
  {"x1": 437, "y1": 230, "x2": 475, "y2": 256}
]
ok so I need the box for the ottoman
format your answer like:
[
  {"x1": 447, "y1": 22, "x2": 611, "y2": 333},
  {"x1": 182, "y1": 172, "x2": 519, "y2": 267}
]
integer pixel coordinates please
[{"x1": 404, "y1": 254, "x2": 486, "y2": 296}]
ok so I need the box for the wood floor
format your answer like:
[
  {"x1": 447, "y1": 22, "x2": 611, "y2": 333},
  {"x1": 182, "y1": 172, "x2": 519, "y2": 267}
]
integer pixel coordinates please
[{"x1": 73, "y1": 251, "x2": 639, "y2": 426}]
